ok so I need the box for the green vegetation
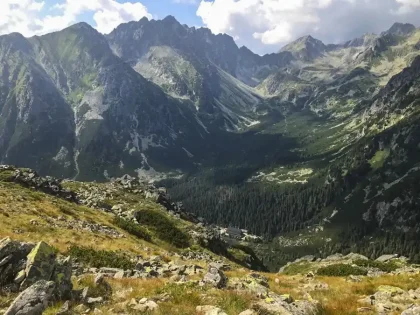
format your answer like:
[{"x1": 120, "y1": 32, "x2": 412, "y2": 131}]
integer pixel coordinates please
[
  {"x1": 135, "y1": 210, "x2": 190, "y2": 248},
  {"x1": 353, "y1": 259, "x2": 399, "y2": 273},
  {"x1": 0, "y1": 170, "x2": 14, "y2": 182},
  {"x1": 282, "y1": 262, "x2": 314, "y2": 275},
  {"x1": 317, "y1": 264, "x2": 368, "y2": 277},
  {"x1": 67, "y1": 246, "x2": 135, "y2": 269},
  {"x1": 113, "y1": 216, "x2": 152, "y2": 242},
  {"x1": 369, "y1": 149, "x2": 390, "y2": 169}
]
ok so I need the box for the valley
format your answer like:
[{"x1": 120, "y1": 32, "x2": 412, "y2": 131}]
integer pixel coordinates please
[{"x1": 1, "y1": 15, "x2": 420, "y2": 287}]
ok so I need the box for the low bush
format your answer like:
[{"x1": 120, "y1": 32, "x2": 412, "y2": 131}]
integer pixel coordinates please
[
  {"x1": 67, "y1": 246, "x2": 135, "y2": 269},
  {"x1": 353, "y1": 259, "x2": 399, "y2": 272},
  {"x1": 317, "y1": 264, "x2": 368, "y2": 277},
  {"x1": 282, "y1": 262, "x2": 313, "y2": 275},
  {"x1": 0, "y1": 170, "x2": 14, "y2": 182},
  {"x1": 113, "y1": 216, "x2": 151, "y2": 242},
  {"x1": 135, "y1": 210, "x2": 190, "y2": 248}
]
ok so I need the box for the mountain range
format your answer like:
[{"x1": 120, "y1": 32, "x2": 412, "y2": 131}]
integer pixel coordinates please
[{"x1": 1, "y1": 17, "x2": 420, "y2": 269}]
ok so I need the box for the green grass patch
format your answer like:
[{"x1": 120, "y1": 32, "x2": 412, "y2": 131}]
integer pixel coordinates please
[
  {"x1": 353, "y1": 259, "x2": 399, "y2": 273},
  {"x1": 216, "y1": 291, "x2": 253, "y2": 314},
  {"x1": 135, "y1": 210, "x2": 190, "y2": 248},
  {"x1": 317, "y1": 264, "x2": 368, "y2": 277},
  {"x1": 369, "y1": 149, "x2": 390, "y2": 169},
  {"x1": 113, "y1": 216, "x2": 152, "y2": 242},
  {"x1": 67, "y1": 246, "x2": 135, "y2": 269},
  {"x1": 0, "y1": 170, "x2": 14, "y2": 182},
  {"x1": 282, "y1": 262, "x2": 313, "y2": 275}
]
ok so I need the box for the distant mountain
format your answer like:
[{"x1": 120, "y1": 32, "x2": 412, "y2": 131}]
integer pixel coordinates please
[
  {"x1": 1, "y1": 18, "x2": 420, "y2": 269},
  {"x1": 107, "y1": 16, "x2": 296, "y2": 130},
  {"x1": 280, "y1": 35, "x2": 327, "y2": 61}
]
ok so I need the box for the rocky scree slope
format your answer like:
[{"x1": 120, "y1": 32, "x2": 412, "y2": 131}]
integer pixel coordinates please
[{"x1": 1, "y1": 167, "x2": 420, "y2": 314}]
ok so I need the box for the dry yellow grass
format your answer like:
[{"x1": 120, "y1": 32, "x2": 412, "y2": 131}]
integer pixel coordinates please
[
  {"x1": 311, "y1": 273, "x2": 420, "y2": 315},
  {"x1": 0, "y1": 182, "x2": 162, "y2": 257}
]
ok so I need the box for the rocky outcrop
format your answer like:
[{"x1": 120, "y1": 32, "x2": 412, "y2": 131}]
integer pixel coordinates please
[
  {"x1": 4, "y1": 280, "x2": 55, "y2": 315},
  {"x1": 0, "y1": 239, "x2": 72, "y2": 299},
  {"x1": 358, "y1": 285, "x2": 420, "y2": 314},
  {"x1": 0, "y1": 238, "x2": 34, "y2": 291},
  {"x1": 201, "y1": 264, "x2": 228, "y2": 289},
  {"x1": 21, "y1": 242, "x2": 56, "y2": 289},
  {"x1": 0, "y1": 166, "x2": 76, "y2": 202}
]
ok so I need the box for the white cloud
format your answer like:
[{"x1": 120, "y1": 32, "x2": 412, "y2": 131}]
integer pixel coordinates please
[
  {"x1": 395, "y1": 0, "x2": 420, "y2": 13},
  {"x1": 197, "y1": 0, "x2": 420, "y2": 54},
  {"x1": 0, "y1": 0, "x2": 45, "y2": 36},
  {"x1": 0, "y1": 0, "x2": 151, "y2": 37}
]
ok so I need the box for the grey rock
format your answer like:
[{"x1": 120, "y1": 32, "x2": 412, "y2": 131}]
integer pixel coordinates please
[
  {"x1": 5, "y1": 280, "x2": 55, "y2": 315},
  {"x1": 196, "y1": 305, "x2": 227, "y2": 315},
  {"x1": 113, "y1": 271, "x2": 124, "y2": 279},
  {"x1": 345, "y1": 253, "x2": 369, "y2": 261},
  {"x1": 51, "y1": 256, "x2": 73, "y2": 300},
  {"x1": 0, "y1": 255, "x2": 13, "y2": 267},
  {"x1": 56, "y1": 301, "x2": 70, "y2": 315},
  {"x1": 87, "y1": 297, "x2": 104, "y2": 304},
  {"x1": 202, "y1": 265, "x2": 227, "y2": 288},
  {"x1": 0, "y1": 238, "x2": 33, "y2": 288},
  {"x1": 21, "y1": 242, "x2": 56, "y2": 289},
  {"x1": 376, "y1": 254, "x2": 399, "y2": 262},
  {"x1": 94, "y1": 274, "x2": 104, "y2": 285}
]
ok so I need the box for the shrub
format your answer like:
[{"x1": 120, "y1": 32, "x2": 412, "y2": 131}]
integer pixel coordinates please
[
  {"x1": 113, "y1": 216, "x2": 151, "y2": 242},
  {"x1": 0, "y1": 170, "x2": 14, "y2": 182},
  {"x1": 353, "y1": 259, "x2": 399, "y2": 272},
  {"x1": 317, "y1": 264, "x2": 368, "y2": 277},
  {"x1": 282, "y1": 262, "x2": 313, "y2": 275},
  {"x1": 135, "y1": 210, "x2": 190, "y2": 248},
  {"x1": 67, "y1": 246, "x2": 135, "y2": 269}
]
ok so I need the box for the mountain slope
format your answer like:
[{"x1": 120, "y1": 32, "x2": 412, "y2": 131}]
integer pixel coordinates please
[
  {"x1": 0, "y1": 33, "x2": 76, "y2": 177},
  {"x1": 106, "y1": 17, "x2": 294, "y2": 130}
]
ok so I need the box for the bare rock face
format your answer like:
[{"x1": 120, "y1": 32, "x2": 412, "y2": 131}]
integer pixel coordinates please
[
  {"x1": 0, "y1": 238, "x2": 73, "y2": 300},
  {"x1": 4, "y1": 280, "x2": 55, "y2": 315},
  {"x1": 0, "y1": 238, "x2": 34, "y2": 291},
  {"x1": 21, "y1": 242, "x2": 56, "y2": 289},
  {"x1": 201, "y1": 264, "x2": 227, "y2": 289}
]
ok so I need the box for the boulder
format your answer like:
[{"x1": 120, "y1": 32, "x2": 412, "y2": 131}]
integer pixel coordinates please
[
  {"x1": 201, "y1": 265, "x2": 227, "y2": 288},
  {"x1": 376, "y1": 254, "x2": 398, "y2": 262},
  {"x1": 56, "y1": 301, "x2": 70, "y2": 315},
  {"x1": 209, "y1": 262, "x2": 231, "y2": 271},
  {"x1": 21, "y1": 242, "x2": 56, "y2": 289},
  {"x1": 0, "y1": 238, "x2": 33, "y2": 288},
  {"x1": 239, "y1": 310, "x2": 257, "y2": 315},
  {"x1": 323, "y1": 254, "x2": 344, "y2": 262},
  {"x1": 87, "y1": 297, "x2": 104, "y2": 304},
  {"x1": 4, "y1": 280, "x2": 55, "y2": 315},
  {"x1": 196, "y1": 305, "x2": 227, "y2": 315},
  {"x1": 344, "y1": 253, "x2": 369, "y2": 261},
  {"x1": 51, "y1": 256, "x2": 73, "y2": 300}
]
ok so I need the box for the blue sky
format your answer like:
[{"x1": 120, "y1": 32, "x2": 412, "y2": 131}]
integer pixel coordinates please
[
  {"x1": 1, "y1": 0, "x2": 420, "y2": 54},
  {"x1": 39, "y1": 0, "x2": 203, "y2": 27},
  {"x1": 140, "y1": 0, "x2": 202, "y2": 26}
]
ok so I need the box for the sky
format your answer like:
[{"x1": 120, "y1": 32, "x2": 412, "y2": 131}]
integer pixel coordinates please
[{"x1": 1, "y1": 0, "x2": 420, "y2": 54}]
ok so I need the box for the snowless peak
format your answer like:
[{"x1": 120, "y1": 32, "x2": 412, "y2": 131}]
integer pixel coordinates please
[{"x1": 384, "y1": 22, "x2": 416, "y2": 36}]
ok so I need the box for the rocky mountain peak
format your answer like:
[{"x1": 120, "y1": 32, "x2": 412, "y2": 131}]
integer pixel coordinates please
[
  {"x1": 280, "y1": 35, "x2": 326, "y2": 61},
  {"x1": 384, "y1": 22, "x2": 416, "y2": 36},
  {"x1": 162, "y1": 15, "x2": 179, "y2": 24},
  {"x1": 0, "y1": 32, "x2": 32, "y2": 54}
]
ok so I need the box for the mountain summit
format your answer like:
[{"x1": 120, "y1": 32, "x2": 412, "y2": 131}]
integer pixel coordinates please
[{"x1": 280, "y1": 35, "x2": 326, "y2": 61}]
